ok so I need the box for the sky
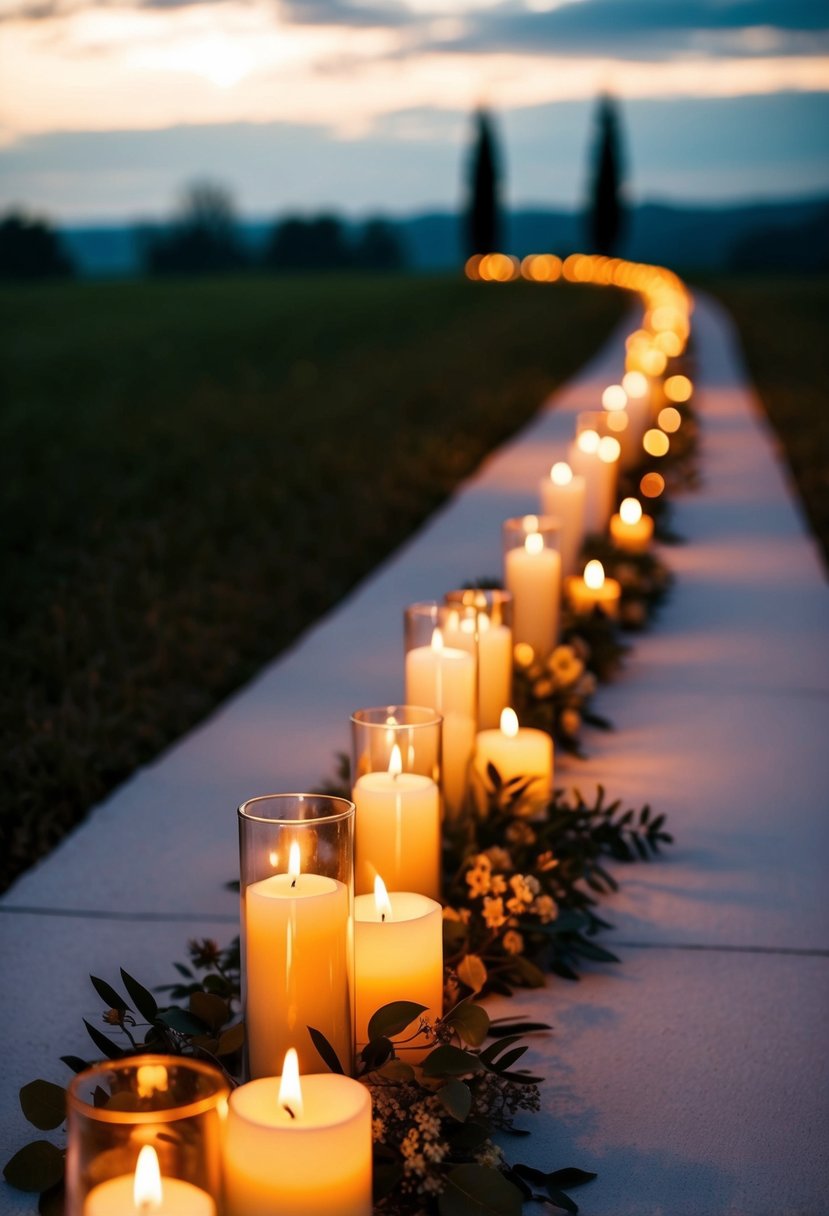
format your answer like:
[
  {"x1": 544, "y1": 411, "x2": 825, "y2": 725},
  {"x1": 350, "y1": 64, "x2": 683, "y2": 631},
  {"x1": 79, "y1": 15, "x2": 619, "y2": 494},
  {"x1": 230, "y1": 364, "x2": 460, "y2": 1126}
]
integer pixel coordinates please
[{"x1": 1, "y1": 0, "x2": 828, "y2": 222}]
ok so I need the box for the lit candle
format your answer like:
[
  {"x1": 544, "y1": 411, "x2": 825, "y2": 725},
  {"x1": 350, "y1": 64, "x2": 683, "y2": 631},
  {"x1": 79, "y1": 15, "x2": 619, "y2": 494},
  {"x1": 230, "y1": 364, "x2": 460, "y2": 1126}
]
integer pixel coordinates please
[
  {"x1": 354, "y1": 876, "x2": 443, "y2": 1060},
  {"x1": 621, "y1": 370, "x2": 653, "y2": 449},
  {"x1": 476, "y1": 612, "x2": 513, "y2": 730},
  {"x1": 504, "y1": 525, "x2": 561, "y2": 661},
  {"x1": 539, "y1": 462, "x2": 586, "y2": 578},
  {"x1": 566, "y1": 560, "x2": 621, "y2": 619},
  {"x1": 405, "y1": 627, "x2": 476, "y2": 818},
  {"x1": 85, "y1": 1145, "x2": 215, "y2": 1216},
  {"x1": 568, "y1": 429, "x2": 619, "y2": 534},
  {"x1": 609, "y1": 497, "x2": 654, "y2": 553},
  {"x1": 224, "y1": 1050, "x2": 373, "y2": 1216},
  {"x1": 473, "y1": 708, "x2": 553, "y2": 815},
  {"x1": 353, "y1": 744, "x2": 441, "y2": 899},
  {"x1": 244, "y1": 842, "x2": 351, "y2": 1078}
]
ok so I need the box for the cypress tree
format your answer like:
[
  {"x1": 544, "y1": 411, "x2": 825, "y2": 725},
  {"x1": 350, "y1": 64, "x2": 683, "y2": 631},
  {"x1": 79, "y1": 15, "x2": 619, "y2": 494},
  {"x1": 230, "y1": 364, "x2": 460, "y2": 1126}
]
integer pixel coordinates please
[
  {"x1": 465, "y1": 108, "x2": 502, "y2": 258},
  {"x1": 587, "y1": 95, "x2": 626, "y2": 256}
]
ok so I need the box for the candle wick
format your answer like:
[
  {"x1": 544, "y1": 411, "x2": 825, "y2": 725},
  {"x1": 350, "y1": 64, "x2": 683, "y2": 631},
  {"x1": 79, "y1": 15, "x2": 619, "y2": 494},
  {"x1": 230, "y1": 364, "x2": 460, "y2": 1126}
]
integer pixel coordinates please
[
  {"x1": 381, "y1": 912, "x2": 386, "y2": 923},
  {"x1": 291, "y1": 877, "x2": 297, "y2": 889},
  {"x1": 284, "y1": 1104, "x2": 296, "y2": 1120}
]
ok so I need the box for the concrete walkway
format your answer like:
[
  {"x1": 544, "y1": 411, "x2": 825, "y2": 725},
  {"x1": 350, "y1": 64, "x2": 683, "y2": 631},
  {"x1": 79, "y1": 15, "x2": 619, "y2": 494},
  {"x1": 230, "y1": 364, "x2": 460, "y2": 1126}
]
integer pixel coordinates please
[{"x1": 1, "y1": 293, "x2": 827, "y2": 1215}]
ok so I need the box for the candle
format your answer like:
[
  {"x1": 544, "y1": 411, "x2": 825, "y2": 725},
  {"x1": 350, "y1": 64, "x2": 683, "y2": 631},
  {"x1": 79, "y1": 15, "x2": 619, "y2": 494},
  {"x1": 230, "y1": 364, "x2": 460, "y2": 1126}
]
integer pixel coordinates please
[
  {"x1": 354, "y1": 876, "x2": 443, "y2": 1059},
  {"x1": 476, "y1": 613, "x2": 513, "y2": 730},
  {"x1": 621, "y1": 370, "x2": 653, "y2": 449},
  {"x1": 609, "y1": 497, "x2": 654, "y2": 553},
  {"x1": 539, "y1": 462, "x2": 586, "y2": 578},
  {"x1": 244, "y1": 842, "x2": 351, "y2": 1078},
  {"x1": 566, "y1": 560, "x2": 621, "y2": 619},
  {"x1": 353, "y1": 744, "x2": 441, "y2": 899},
  {"x1": 224, "y1": 1050, "x2": 373, "y2": 1216},
  {"x1": 473, "y1": 708, "x2": 553, "y2": 815},
  {"x1": 504, "y1": 525, "x2": 561, "y2": 661},
  {"x1": 405, "y1": 627, "x2": 476, "y2": 818},
  {"x1": 567, "y1": 429, "x2": 618, "y2": 535},
  {"x1": 85, "y1": 1146, "x2": 214, "y2": 1216}
]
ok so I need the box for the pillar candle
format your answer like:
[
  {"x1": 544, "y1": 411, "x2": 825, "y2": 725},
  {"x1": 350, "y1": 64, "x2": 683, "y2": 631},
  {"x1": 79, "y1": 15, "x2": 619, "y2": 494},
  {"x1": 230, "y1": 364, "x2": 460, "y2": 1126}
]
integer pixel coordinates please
[
  {"x1": 476, "y1": 614, "x2": 513, "y2": 730},
  {"x1": 473, "y1": 708, "x2": 553, "y2": 815},
  {"x1": 244, "y1": 844, "x2": 351, "y2": 1078},
  {"x1": 539, "y1": 462, "x2": 586, "y2": 578},
  {"x1": 224, "y1": 1052, "x2": 372, "y2": 1216},
  {"x1": 354, "y1": 877, "x2": 443, "y2": 1060},
  {"x1": 609, "y1": 498, "x2": 654, "y2": 553},
  {"x1": 504, "y1": 531, "x2": 560, "y2": 661},
  {"x1": 353, "y1": 745, "x2": 440, "y2": 899},
  {"x1": 566, "y1": 560, "x2": 621, "y2": 619},
  {"x1": 405, "y1": 629, "x2": 475, "y2": 817},
  {"x1": 85, "y1": 1147, "x2": 214, "y2": 1216}
]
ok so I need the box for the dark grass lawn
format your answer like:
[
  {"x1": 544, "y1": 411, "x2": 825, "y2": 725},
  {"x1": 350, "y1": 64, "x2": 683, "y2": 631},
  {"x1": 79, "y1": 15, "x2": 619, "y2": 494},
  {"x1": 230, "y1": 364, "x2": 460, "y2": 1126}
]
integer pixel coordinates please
[
  {"x1": 701, "y1": 274, "x2": 829, "y2": 568},
  {"x1": 0, "y1": 273, "x2": 625, "y2": 891}
]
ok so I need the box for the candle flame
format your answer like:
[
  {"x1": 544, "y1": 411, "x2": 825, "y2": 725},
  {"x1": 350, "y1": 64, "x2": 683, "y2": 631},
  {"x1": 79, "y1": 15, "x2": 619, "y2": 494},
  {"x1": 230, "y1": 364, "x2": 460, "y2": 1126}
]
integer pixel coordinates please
[
  {"x1": 620, "y1": 498, "x2": 642, "y2": 525},
  {"x1": 288, "y1": 841, "x2": 301, "y2": 882},
  {"x1": 597, "y1": 436, "x2": 621, "y2": 464},
  {"x1": 374, "y1": 873, "x2": 392, "y2": 922},
  {"x1": 550, "y1": 461, "x2": 572, "y2": 486},
  {"x1": 622, "y1": 370, "x2": 648, "y2": 399},
  {"x1": 524, "y1": 532, "x2": 544, "y2": 556},
  {"x1": 601, "y1": 384, "x2": 627, "y2": 411},
  {"x1": 584, "y1": 560, "x2": 605, "y2": 591},
  {"x1": 522, "y1": 514, "x2": 539, "y2": 532},
  {"x1": 136, "y1": 1064, "x2": 168, "y2": 1099},
  {"x1": 500, "y1": 707, "x2": 519, "y2": 739},
  {"x1": 133, "y1": 1145, "x2": 163, "y2": 1210},
  {"x1": 430, "y1": 627, "x2": 444, "y2": 653},
  {"x1": 385, "y1": 714, "x2": 398, "y2": 727},
  {"x1": 278, "y1": 1048, "x2": 304, "y2": 1120},
  {"x1": 388, "y1": 744, "x2": 402, "y2": 777},
  {"x1": 577, "y1": 429, "x2": 599, "y2": 454}
]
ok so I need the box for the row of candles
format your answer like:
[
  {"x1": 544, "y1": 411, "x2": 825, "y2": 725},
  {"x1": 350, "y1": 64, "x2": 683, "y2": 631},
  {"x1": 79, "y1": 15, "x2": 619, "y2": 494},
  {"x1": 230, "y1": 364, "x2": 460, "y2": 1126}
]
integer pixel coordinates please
[{"x1": 63, "y1": 263, "x2": 693, "y2": 1214}]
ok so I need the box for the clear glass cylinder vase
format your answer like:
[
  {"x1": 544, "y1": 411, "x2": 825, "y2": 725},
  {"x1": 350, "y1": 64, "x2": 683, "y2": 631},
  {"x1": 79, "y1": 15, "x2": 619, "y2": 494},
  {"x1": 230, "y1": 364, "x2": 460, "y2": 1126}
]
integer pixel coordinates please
[
  {"x1": 403, "y1": 601, "x2": 476, "y2": 820},
  {"x1": 444, "y1": 588, "x2": 514, "y2": 730},
  {"x1": 65, "y1": 1056, "x2": 228, "y2": 1215},
  {"x1": 238, "y1": 793, "x2": 355, "y2": 1079},
  {"x1": 350, "y1": 705, "x2": 442, "y2": 899}
]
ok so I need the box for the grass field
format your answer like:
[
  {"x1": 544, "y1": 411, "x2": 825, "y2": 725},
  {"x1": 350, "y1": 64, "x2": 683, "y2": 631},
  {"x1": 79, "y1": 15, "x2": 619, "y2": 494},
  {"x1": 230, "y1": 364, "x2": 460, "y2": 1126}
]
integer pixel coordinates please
[
  {"x1": 702, "y1": 274, "x2": 829, "y2": 566},
  {"x1": 0, "y1": 273, "x2": 625, "y2": 892}
]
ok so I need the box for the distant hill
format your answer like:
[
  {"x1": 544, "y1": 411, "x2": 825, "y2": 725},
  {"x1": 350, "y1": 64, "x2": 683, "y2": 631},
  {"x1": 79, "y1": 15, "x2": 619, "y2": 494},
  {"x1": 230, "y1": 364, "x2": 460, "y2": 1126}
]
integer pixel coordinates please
[{"x1": 59, "y1": 196, "x2": 829, "y2": 278}]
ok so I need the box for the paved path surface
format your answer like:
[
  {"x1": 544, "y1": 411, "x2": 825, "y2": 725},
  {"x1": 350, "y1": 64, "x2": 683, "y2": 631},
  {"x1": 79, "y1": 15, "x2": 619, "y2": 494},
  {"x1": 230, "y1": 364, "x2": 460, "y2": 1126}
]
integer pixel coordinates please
[{"x1": 2, "y1": 293, "x2": 827, "y2": 1215}]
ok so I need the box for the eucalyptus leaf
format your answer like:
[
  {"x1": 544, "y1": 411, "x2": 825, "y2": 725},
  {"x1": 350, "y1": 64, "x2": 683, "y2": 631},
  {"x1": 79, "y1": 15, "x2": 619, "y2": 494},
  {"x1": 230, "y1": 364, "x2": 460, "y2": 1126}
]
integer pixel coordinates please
[
  {"x1": 217, "y1": 1022, "x2": 245, "y2": 1057},
  {"x1": 82, "y1": 1019, "x2": 123, "y2": 1060},
  {"x1": 37, "y1": 1182, "x2": 64, "y2": 1216},
  {"x1": 375, "y1": 1059, "x2": 415, "y2": 1082},
  {"x1": 3, "y1": 1140, "x2": 64, "y2": 1193},
  {"x1": 89, "y1": 975, "x2": 129, "y2": 1013},
  {"x1": 457, "y1": 954, "x2": 487, "y2": 994},
  {"x1": 367, "y1": 1001, "x2": 427, "y2": 1042},
  {"x1": 119, "y1": 969, "x2": 159, "y2": 1023},
  {"x1": 189, "y1": 991, "x2": 228, "y2": 1032},
  {"x1": 422, "y1": 1045, "x2": 482, "y2": 1077},
  {"x1": 156, "y1": 1008, "x2": 207, "y2": 1036},
  {"x1": 444, "y1": 1000, "x2": 489, "y2": 1047},
  {"x1": 437, "y1": 1079, "x2": 472, "y2": 1121},
  {"x1": 19, "y1": 1081, "x2": 66, "y2": 1131},
  {"x1": 438, "y1": 1164, "x2": 523, "y2": 1216},
  {"x1": 307, "y1": 1025, "x2": 345, "y2": 1074}
]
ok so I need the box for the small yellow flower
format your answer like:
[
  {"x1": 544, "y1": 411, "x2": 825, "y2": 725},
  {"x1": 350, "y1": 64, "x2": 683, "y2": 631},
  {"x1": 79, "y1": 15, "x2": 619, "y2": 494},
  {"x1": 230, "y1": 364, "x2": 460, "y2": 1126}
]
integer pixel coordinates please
[
  {"x1": 532, "y1": 894, "x2": 559, "y2": 923},
  {"x1": 560, "y1": 708, "x2": 581, "y2": 736},
  {"x1": 483, "y1": 896, "x2": 507, "y2": 929},
  {"x1": 502, "y1": 930, "x2": 525, "y2": 955}
]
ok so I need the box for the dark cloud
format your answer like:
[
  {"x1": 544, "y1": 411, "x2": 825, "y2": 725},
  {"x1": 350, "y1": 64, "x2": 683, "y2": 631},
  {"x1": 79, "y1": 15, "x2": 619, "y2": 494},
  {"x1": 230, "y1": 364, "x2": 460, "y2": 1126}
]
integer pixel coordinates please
[{"x1": 432, "y1": 0, "x2": 829, "y2": 60}]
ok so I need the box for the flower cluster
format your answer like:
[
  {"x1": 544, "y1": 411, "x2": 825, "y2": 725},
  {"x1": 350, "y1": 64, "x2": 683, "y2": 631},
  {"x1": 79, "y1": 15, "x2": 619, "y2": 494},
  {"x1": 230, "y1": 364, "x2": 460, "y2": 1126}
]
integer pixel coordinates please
[{"x1": 512, "y1": 639, "x2": 614, "y2": 755}]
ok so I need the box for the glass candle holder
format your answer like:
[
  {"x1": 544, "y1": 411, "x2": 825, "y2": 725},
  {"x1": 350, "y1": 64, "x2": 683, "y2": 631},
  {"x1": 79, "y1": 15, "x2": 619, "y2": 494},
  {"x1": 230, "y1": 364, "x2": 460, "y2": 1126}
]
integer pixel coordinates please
[
  {"x1": 350, "y1": 705, "x2": 442, "y2": 899},
  {"x1": 502, "y1": 515, "x2": 561, "y2": 664},
  {"x1": 65, "y1": 1056, "x2": 228, "y2": 1215},
  {"x1": 238, "y1": 794, "x2": 355, "y2": 1079},
  {"x1": 444, "y1": 589, "x2": 514, "y2": 730},
  {"x1": 403, "y1": 601, "x2": 476, "y2": 820}
]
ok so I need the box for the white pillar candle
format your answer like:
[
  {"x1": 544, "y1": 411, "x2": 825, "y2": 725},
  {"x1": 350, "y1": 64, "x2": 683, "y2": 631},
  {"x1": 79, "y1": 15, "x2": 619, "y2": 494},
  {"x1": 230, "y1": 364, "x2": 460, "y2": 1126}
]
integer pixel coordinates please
[
  {"x1": 85, "y1": 1146, "x2": 214, "y2": 1216},
  {"x1": 224, "y1": 1051, "x2": 372, "y2": 1216},
  {"x1": 244, "y1": 843, "x2": 351, "y2": 1079},
  {"x1": 504, "y1": 530, "x2": 561, "y2": 661},
  {"x1": 609, "y1": 497, "x2": 654, "y2": 553},
  {"x1": 353, "y1": 745, "x2": 440, "y2": 899},
  {"x1": 405, "y1": 628, "x2": 475, "y2": 818},
  {"x1": 474, "y1": 708, "x2": 553, "y2": 815},
  {"x1": 568, "y1": 430, "x2": 616, "y2": 536},
  {"x1": 566, "y1": 560, "x2": 621, "y2": 619},
  {"x1": 621, "y1": 370, "x2": 652, "y2": 450},
  {"x1": 476, "y1": 614, "x2": 513, "y2": 730},
  {"x1": 354, "y1": 877, "x2": 443, "y2": 1060},
  {"x1": 539, "y1": 462, "x2": 586, "y2": 578}
]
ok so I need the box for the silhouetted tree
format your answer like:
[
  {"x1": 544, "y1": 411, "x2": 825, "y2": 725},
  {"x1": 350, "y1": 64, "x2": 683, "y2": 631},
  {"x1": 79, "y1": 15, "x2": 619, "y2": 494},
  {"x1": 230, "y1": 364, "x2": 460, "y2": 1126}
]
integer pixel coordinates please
[
  {"x1": 264, "y1": 215, "x2": 351, "y2": 271},
  {"x1": 464, "y1": 109, "x2": 502, "y2": 258},
  {"x1": 145, "y1": 181, "x2": 246, "y2": 275},
  {"x1": 586, "y1": 95, "x2": 626, "y2": 256},
  {"x1": 352, "y1": 218, "x2": 406, "y2": 270},
  {"x1": 0, "y1": 212, "x2": 74, "y2": 280}
]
